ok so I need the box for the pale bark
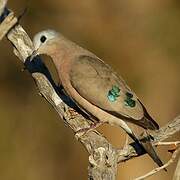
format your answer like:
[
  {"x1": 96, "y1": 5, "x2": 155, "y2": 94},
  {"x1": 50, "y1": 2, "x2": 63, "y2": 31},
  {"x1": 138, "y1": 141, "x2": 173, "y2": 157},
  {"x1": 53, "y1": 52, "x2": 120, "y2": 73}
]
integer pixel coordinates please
[{"x1": 0, "y1": 1, "x2": 179, "y2": 179}]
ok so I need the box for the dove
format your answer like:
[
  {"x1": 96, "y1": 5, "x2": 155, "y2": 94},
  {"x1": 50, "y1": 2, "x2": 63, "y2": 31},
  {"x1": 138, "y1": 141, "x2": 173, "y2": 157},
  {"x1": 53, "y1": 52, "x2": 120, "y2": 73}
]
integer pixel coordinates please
[{"x1": 31, "y1": 29, "x2": 164, "y2": 168}]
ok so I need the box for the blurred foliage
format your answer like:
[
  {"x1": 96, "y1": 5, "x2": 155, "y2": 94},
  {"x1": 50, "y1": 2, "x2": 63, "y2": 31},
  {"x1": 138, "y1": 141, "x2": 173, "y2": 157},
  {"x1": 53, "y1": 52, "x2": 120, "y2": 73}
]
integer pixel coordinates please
[{"x1": 0, "y1": 0, "x2": 180, "y2": 179}]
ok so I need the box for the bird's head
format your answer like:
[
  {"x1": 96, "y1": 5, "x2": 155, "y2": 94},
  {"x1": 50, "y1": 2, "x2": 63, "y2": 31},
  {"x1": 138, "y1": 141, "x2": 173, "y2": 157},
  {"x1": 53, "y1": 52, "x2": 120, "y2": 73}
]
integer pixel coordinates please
[{"x1": 31, "y1": 29, "x2": 60, "y2": 60}]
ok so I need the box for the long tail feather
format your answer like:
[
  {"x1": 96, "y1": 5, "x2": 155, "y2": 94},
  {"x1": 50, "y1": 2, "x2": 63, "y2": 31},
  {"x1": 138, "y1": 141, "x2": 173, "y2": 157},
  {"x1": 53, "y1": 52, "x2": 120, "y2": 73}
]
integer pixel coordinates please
[{"x1": 127, "y1": 132, "x2": 166, "y2": 170}]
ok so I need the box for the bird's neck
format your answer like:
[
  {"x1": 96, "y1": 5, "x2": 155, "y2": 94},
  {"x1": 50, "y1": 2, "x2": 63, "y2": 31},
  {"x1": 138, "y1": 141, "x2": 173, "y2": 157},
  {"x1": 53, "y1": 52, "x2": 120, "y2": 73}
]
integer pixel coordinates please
[
  {"x1": 46, "y1": 37, "x2": 94, "y2": 84},
  {"x1": 48, "y1": 38, "x2": 80, "y2": 67},
  {"x1": 46, "y1": 39, "x2": 79, "y2": 89}
]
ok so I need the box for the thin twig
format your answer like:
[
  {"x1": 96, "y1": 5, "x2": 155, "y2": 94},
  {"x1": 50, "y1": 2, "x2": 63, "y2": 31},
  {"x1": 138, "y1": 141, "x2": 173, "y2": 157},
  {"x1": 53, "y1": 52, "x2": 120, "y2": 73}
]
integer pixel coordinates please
[
  {"x1": 0, "y1": 0, "x2": 7, "y2": 16},
  {"x1": 173, "y1": 156, "x2": 180, "y2": 180},
  {"x1": 117, "y1": 116, "x2": 180, "y2": 163},
  {"x1": 135, "y1": 148, "x2": 180, "y2": 180},
  {"x1": 155, "y1": 141, "x2": 180, "y2": 146},
  {"x1": 0, "y1": 1, "x2": 180, "y2": 179}
]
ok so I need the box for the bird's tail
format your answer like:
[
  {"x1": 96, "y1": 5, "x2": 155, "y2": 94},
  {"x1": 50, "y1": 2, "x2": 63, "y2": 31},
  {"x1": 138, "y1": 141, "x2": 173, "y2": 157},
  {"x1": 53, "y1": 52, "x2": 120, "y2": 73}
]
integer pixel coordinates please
[{"x1": 128, "y1": 132, "x2": 166, "y2": 170}]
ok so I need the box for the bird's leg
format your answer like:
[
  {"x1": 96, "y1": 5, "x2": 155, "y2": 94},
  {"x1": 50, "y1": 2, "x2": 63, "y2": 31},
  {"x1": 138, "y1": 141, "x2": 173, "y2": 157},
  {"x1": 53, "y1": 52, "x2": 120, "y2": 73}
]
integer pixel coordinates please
[
  {"x1": 75, "y1": 121, "x2": 104, "y2": 136},
  {"x1": 142, "y1": 130, "x2": 154, "y2": 142},
  {"x1": 56, "y1": 82, "x2": 64, "y2": 93},
  {"x1": 21, "y1": 66, "x2": 27, "y2": 72},
  {"x1": 68, "y1": 108, "x2": 80, "y2": 119}
]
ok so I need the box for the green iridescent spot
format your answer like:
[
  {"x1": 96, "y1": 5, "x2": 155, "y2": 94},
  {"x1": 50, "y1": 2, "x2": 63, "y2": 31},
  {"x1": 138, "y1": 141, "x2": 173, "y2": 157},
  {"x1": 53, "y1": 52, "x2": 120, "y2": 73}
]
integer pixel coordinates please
[
  {"x1": 107, "y1": 85, "x2": 120, "y2": 102},
  {"x1": 112, "y1": 85, "x2": 120, "y2": 94},
  {"x1": 107, "y1": 94, "x2": 116, "y2": 102},
  {"x1": 126, "y1": 92, "x2": 133, "y2": 99},
  {"x1": 125, "y1": 99, "x2": 136, "y2": 107},
  {"x1": 124, "y1": 91, "x2": 136, "y2": 107}
]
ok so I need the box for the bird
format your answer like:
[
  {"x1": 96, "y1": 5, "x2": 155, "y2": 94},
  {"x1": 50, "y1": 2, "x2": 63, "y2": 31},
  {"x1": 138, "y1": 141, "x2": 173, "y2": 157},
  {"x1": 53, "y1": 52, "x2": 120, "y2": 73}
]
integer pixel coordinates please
[{"x1": 31, "y1": 29, "x2": 164, "y2": 168}]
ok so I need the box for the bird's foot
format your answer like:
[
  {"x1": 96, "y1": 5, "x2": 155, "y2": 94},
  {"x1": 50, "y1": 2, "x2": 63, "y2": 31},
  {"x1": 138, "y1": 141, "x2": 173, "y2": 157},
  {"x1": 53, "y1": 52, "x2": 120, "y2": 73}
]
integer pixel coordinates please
[
  {"x1": 68, "y1": 108, "x2": 79, "y2": 119},
  {"x1": 75, "y1": 122, "x2": 104, "y2": 138},
  {"x1": 140, "y1": 130, "x2": 154, "y2": 142}
]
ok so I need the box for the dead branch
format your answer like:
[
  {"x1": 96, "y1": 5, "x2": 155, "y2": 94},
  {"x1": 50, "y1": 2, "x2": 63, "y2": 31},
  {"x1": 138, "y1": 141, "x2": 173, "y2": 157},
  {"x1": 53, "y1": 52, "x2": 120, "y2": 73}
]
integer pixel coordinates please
[
  {"x1": 135, "y1": 148, "x2": 180, "y2": 180},
  {"x1": 117, "y1": 116, "x2": 180, "y2": 163},
  {"x1": 0, "y1": 0, "x2": 7, "y2": 15},
  {"x1": 0, "y1": 1, "x2": 179, "y2": 179},
  {"x1": 173, "y1": 156, "x2": 180, "y2": 180}
]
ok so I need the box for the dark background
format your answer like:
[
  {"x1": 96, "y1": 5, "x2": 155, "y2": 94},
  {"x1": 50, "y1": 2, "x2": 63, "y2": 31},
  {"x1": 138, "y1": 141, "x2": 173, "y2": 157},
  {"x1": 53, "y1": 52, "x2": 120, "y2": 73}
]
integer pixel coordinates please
[{"x1": 0, "y1": 0, "x2": 180, "y2": 179}]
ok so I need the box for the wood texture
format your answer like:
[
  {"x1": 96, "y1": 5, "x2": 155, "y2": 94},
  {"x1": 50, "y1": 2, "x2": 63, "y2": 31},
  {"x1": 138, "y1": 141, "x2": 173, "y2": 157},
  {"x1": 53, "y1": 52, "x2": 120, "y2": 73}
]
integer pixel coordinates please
[
  {"x1": 0, "y1": 1, "x2": 179, "y2": 179},
  {"x1": 173, "y1": 156, "x2": 180, "y2": 180}
]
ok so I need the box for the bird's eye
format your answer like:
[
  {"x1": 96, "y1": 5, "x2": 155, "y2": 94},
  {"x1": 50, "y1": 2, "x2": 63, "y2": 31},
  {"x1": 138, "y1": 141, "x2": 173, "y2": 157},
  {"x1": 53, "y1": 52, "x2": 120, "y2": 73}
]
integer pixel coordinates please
[{"x1": 40, "y1": 35, "x2": 47, "y2": 43}]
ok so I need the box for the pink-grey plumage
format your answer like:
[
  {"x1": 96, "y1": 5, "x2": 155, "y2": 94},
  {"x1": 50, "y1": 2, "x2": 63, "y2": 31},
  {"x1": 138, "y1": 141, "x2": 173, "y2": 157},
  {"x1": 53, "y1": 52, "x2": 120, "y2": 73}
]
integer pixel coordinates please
[{"x1": 32, "y1": 29, "x2": 164, "y2": 168}]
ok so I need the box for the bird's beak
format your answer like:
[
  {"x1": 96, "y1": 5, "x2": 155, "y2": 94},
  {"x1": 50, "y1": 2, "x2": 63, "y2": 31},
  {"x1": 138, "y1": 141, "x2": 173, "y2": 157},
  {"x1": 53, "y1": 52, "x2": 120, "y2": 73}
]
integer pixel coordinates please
[{"x1": 30, "y1": 49, "x2": 39, "y2": 61}]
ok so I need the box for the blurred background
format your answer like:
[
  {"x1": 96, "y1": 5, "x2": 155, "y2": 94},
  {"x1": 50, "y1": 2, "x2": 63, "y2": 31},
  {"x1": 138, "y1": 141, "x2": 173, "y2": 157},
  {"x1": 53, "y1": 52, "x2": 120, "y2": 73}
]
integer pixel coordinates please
[{"x1": 0, "y1": 0, "x2": 180, "y2": 179}]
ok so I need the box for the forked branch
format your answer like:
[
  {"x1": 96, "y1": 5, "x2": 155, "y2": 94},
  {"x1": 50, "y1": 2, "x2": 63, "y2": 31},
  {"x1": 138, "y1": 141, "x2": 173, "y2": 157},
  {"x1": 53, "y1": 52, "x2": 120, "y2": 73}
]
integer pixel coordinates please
[{"x1": 0, "y1": 1, "x2": 179, "y2": 180}]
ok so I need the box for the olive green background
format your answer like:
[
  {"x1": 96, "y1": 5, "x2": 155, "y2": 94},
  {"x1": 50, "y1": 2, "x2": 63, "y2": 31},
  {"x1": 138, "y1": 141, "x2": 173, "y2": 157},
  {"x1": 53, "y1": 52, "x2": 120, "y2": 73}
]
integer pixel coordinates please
[{"x1": 0, "y1": 0, "x2": 180, "y2": 179}]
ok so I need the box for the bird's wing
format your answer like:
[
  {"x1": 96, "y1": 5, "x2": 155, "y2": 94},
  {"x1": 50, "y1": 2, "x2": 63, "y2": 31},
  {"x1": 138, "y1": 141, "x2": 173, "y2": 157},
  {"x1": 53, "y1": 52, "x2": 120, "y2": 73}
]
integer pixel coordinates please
[{"x1": 70, "y1": 55, "x2": 159, "y2": 130}]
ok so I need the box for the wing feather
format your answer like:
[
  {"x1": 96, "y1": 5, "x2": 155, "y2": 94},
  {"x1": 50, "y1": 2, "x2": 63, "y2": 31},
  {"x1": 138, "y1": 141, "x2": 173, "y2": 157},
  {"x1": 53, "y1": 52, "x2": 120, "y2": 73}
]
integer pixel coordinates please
[{"x1": 70, "y1": 55, "x2": 159, "y2": 130}]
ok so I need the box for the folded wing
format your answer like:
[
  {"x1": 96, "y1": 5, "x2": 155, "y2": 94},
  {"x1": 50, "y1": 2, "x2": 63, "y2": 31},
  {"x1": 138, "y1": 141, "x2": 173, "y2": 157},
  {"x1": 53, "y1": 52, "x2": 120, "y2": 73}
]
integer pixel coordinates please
[{"x1": 70, "y1": 55, "x2": 159, "y2": 130}]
